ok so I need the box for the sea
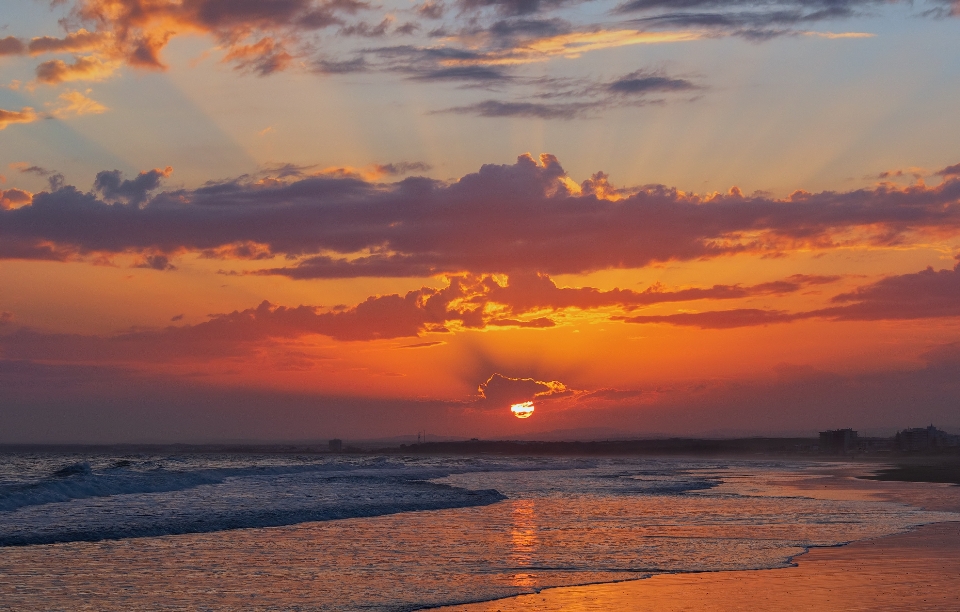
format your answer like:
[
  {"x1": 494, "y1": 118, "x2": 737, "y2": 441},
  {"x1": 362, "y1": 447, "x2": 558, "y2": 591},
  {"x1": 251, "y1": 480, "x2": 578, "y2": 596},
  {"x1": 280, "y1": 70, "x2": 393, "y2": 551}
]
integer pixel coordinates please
[{"x1": 0, "y1": 450, "x2": 956, "y2": 611}]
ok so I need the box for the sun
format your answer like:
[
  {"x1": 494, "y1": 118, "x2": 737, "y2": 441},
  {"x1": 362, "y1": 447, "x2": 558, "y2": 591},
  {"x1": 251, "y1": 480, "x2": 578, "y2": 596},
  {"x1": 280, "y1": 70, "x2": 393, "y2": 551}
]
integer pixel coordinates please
[{"x1": 510, "y1": 401, "x2": 535, "y2": 419}]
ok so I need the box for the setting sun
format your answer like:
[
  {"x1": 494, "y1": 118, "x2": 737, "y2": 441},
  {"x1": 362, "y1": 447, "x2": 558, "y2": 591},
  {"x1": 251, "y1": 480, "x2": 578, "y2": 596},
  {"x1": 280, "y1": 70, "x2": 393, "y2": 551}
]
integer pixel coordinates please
[{"x1": 511, "y1": 402, "x2": 535, "y2": 419}]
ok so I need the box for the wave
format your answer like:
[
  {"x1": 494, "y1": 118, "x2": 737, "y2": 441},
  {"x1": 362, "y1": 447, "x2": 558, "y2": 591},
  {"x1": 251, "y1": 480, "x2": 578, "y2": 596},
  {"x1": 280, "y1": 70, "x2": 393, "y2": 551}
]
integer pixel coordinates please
[
  {"x1": 0, "y1": 458, "x2": 429, "y2": 514},
  {"x1": 0, "y1": 480, "x2": 506, "y2": 546}
]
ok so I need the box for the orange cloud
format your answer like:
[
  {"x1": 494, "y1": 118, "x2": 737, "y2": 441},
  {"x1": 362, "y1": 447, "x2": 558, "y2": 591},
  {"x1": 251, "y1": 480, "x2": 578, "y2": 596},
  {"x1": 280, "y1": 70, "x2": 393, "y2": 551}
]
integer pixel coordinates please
[
  {"x1": 0, "y1": 107, "x2": 38, "y2": 130},
  {"x1": 618, "y1": 259, "x2": 960, "y2": 328},
  {"x1": 35, "y1": 55, "x2": 120, "y2": 84},
  {"x1": 48, "y1": 90, "x2": 109, "y2": 118},
  {"x1": 444, "y1": 29, "x2": 703, "y2": 67},
  {"x1": 0, "y1": 188, "x2": 33, "y2": 210},
  {"x1": 28, "y1": 30, "x2": 109, "y2": 55},
  {"x1": 57, "y1": 0, "x2": 367, "y2": 75}
]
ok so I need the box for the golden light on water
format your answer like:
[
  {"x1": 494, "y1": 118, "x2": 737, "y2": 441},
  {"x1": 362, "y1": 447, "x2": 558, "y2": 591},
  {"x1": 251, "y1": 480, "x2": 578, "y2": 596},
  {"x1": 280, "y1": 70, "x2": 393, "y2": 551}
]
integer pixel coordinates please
[{"x1": 510, "y1": 401, "x2": 535, "y2": 419}]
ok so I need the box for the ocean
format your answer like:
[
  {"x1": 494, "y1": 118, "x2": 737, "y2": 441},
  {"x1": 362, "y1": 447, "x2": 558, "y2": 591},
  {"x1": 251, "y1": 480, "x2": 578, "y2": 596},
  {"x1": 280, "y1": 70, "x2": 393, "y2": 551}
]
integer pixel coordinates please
[{"x1": 0, "y1": 451, "x2": 956, "y2": 610}]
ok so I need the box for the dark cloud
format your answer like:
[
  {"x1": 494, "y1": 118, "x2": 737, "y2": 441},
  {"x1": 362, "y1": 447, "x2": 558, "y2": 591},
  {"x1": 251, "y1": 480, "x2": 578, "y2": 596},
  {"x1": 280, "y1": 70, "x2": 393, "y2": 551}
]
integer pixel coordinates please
[
  {"x1": 482, "y1": 271, "x2": 838, "y2": 312},
  {"x1": 608, "y1": 71, "x2": 699, "y2": 94},
  {"x1": 394, "y1": 22, "x2": 421, "y2": 35},
  {"x1": 93, "y1": 166, "x2": 172, "y2": 206},
  {"x1": 13, "y1": 164, "x2": 55, "y2": 176},
  {"x1": 457, "y1": 0, "x2": 577, "y2": 16},
  {"x1": 311, "y1": 56, "x2": 367, "y2": 73},
  {"x1": 0, "y1": 36, "x2": 26, "y2": 56},
  {"x1": 412, "y1": 66, "x2": 511, "y2": 81},
  {"x1": 416, "y1": 0, "x2": 447, "y2": 18},
  {"x1": 4, "y1": 155, "x2": 960, "y2": 277},
  {"x1": 818, "y1": 259, "x2": 960, "y2": 321},
  {"x1": 434, "y1": 69, "x2": 703, "y2": 118},
  {"x1": 615, "y1": 0, "x2": 883, "y2": 21},
  {"x1": 619, "y1": 259, "x2": 960, "y2": 328},
  {"x1": 373, "y1": 161, "x2": 432, "y2": 175},
  {"x1": 476, "y1": 373, "x2": 568, "y2": 408},
  {"x1": 609, "y1": 0, "x2": 926, "y2": 39},
  {"x1": 133, "y1": 254, "x2": 176, "y2": 270},
  {"x1": 366, "y1": 45, "x2": 515, "y2": 83},
  {"x1": 486, "y1": 17, "x2": 572, "y2": 38},
  {"x1": 937, "y1": 163, "x2": 960, "y2": 177},
  {"x1": 339, "y1": 18, "x2": 392, "y2": 37},
  {"x1": 439, "y1": 99, "x2": 594, "y2": 119}
]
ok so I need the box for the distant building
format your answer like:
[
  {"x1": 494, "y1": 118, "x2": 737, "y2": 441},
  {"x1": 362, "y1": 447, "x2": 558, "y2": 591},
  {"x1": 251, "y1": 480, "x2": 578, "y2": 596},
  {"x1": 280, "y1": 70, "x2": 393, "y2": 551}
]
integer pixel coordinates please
[
  {"x1": 329, "y1": 438, "x2": 343, "y2": 452},
  {"x1": 895, "y1": 426, "x2": 960, "y2": 452},
  {"x1": 819, "y1": 428, "x2": 858, "y2": 454}
]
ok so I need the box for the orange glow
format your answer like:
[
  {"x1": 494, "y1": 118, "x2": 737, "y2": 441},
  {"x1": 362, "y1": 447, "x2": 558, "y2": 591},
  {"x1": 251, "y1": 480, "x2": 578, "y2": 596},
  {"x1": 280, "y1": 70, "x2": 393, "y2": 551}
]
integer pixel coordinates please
[{"x1": 511, "y1": 402, "x2": 535, "y2": 419}]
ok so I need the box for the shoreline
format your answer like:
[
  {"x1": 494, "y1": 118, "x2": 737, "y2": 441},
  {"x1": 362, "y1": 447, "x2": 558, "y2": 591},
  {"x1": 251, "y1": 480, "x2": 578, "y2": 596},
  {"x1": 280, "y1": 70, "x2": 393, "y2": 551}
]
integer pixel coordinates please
[
  {"x1": 427, "y1": 473, "x2": 960, "y2": 612},
  {"x1": 429, "y1": 521, "x2": 960, "y2": 612}
]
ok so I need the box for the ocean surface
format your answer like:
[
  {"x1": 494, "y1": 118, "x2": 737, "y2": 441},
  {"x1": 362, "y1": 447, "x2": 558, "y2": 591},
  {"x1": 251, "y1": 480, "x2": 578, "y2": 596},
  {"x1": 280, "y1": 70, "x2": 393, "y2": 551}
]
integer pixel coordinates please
[{"x1": 0, "y1": 451, "x2": 956, "y2": 611}]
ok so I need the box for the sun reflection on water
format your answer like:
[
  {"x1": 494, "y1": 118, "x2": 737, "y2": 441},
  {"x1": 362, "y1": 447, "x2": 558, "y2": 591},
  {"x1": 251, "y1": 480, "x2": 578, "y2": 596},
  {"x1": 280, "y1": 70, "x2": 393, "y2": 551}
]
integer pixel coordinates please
[{"x1": 509, "y1": 500, "x2": 539, "y2": 587}]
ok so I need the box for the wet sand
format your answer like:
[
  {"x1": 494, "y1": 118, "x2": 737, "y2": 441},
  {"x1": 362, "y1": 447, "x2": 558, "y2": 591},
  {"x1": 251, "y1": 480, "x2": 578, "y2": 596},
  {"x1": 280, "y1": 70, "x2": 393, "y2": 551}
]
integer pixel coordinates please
[{"x1": 434, "y1": 473, "x2": 960, "y2": 612}]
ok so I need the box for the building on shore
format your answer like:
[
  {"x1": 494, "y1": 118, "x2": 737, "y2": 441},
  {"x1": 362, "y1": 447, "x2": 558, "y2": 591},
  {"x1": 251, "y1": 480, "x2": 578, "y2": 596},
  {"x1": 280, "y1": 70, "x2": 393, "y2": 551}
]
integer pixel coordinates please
[
  {"x1": 895, "y1": 426, "x2": 960, "y2": 452},
  {"x1": 329, "y1": 438, "x2": 343, "y2": 452},
  {"x1": 819, "y1": 428, "x2": 858, "y2": 454}
]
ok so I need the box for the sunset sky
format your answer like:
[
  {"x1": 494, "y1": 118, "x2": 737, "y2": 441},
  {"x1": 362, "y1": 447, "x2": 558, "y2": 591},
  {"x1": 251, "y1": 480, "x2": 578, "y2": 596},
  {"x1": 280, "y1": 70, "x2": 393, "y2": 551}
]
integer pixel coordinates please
[{"x1": 1, "y1": 0, "x2": 959, "y2": 442}]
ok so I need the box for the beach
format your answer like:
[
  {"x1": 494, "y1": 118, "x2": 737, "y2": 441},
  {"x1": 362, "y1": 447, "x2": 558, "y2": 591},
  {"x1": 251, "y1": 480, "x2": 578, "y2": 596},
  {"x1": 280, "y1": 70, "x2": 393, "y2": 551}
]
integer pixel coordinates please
[
  {"x1": 434, "y1": 522, "x2": 960, "y2": 612},
  {"x1": 1, "y1": 455, "x2": 958, "y2": 611},
  {"x1": 435, "y1": 471, "x2": 960, "y2": 612}
]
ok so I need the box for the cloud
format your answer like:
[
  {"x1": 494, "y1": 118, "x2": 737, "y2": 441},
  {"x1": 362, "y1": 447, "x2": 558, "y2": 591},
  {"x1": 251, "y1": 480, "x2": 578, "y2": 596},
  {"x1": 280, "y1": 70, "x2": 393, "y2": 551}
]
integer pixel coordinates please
[
  {"x1": 817, "y1": 259, "x2": 960, "y2": 321},
  {"x1": 0, "y1": 189, "x2": 33, "y2": 210},
  {"x1": 937, "y1": 163, "x2": 960, "y2": 177},
  {"x1": 476, "y1": 373, "x2": 568, "y2": 408},
  {"x1": 608, "y1": 71, "x2": 699, "y2": 94},
  {"x1": 93, "y1": 166, "x2": 173, "y2": 205},
  {"x1": 616, "y1": 308, "x2": 797, "y2": 328},
  {"x1": 440, "y1": 99, "x2": 595, "y2": 119},
  {"x1": 436, "y1": 69, "x2": 702, "y2": 118},
  {"x1": 399, "y1": 340, "x2": 445, "y2": 348},
  {"x1": 0, "y1": 270, "x2": 848, "y2": 374},
  {"x1": 132, "y1": 254, "x2": 176, "y2": 271},
  {"x1": 0, "y1": 107, "x2": 38, "y2": 130},
  {"x1": 457, "y1": 0, "x2": 576, "y2": 16},
  {"x1": 417, "y1": 0, "x2": 447, "y2": 18},
  {"x1": 3, "y1": 154, "x2": 960, "y2": 276},
  {"x1": 10, "y1": 163, "x2": 56, "y2": 176},
  {"x1": 481, "y1": 270, "x2": 839, "y2": 313},
  {"x1": 411, "y1": 65, "x2": 511, "y2": 81},
  {"x1": 35, "y1": 55, "x2": 120, "y2": 84},
  {"x1": 48, "y1": 90, "x2": 109, "y2": 118},
  {"x1": 47, "y1": 0, "x2": 372, "y2": 75},
  {"x1": 612, "y1": 0, "x2": 901, "y2": 39},
  {"x1": 28, "y1": 30, "x2": 107, "y2": 55},
  {"x1": 0, "y1": 36, "x2": 26, "y2": 56},
  {"x1": 221, "y1": 38, "x2": 295, "y2": 75},
  {"x1": 372, "y1": 161, "x2": 432, "y2": 175},
  {"x1": 339, "y1": 17, "x2": 393, "y2": 37},
  {"x1": 618, "y1": 259, "x2": 960, "y2": 328}
]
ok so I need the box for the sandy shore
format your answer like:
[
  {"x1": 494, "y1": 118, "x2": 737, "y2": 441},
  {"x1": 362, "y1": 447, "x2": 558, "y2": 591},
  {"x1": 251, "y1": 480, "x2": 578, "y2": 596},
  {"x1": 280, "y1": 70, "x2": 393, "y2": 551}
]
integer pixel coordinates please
[{"x1": 434, "y1": 473, "x2": 960, "y2": 612}]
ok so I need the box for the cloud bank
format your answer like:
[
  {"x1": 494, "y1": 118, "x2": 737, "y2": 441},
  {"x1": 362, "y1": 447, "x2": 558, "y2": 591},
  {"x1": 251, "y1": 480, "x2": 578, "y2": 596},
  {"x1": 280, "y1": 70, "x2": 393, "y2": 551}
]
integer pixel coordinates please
[{"x1": 2, "y1": 154, "x2": 960, "y2": 278}]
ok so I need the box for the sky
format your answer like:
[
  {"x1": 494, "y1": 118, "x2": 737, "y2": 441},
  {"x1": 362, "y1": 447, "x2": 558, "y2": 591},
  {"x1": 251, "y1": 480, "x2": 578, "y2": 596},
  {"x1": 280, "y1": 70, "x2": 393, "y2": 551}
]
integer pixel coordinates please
[{"x1": 1, "y1": 0, "x2": 959, "y2": 443}]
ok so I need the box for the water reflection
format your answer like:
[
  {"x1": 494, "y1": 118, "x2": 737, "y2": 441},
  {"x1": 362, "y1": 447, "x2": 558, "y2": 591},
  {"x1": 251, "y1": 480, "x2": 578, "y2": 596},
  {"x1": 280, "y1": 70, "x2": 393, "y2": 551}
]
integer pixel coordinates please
[{"x1": 509, "y1": 499, "x2": 538, "y2": 587}]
